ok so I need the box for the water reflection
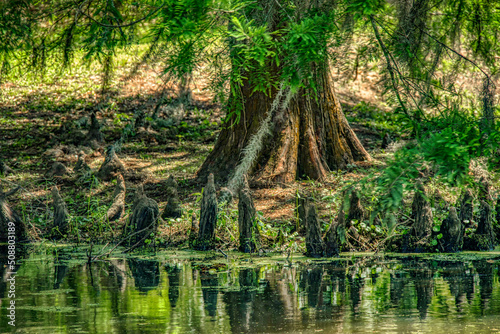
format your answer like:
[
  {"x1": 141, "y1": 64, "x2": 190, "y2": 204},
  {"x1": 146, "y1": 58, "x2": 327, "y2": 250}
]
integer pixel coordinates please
[
  {"x1": 200, "y1": 271, "x2": 219, "y2": 317},
  {"x1": 474, "y1": 261, "x2": 494, "y2": 312},
  {"x1": 128, "y1": 258, "x2": 161, "y2": 293},
  {"x1": 53, "y1": 254, "x2": 70, "y2": 289},
  {"x1": 1, "y1": 250, "x2": 500, "y2": 333},
  {"x1": 165, "y1": 264, "x2": 180, "y2": 308},
  {"x1": 440, "y1": 262, "x2": 474, "y2": 312}
]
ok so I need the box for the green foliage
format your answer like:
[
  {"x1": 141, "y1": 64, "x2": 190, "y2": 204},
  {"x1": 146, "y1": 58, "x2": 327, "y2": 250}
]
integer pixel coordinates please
[
  {"x1": 1, "y1": 0, "x2": 498, "y2": 130},
  {"x1": 367, "y1": 107, "x2": 500, "y2": 229},
  {"x1": 346, "y1": 102, "x2": 403, "y2": 135},
  {"x1": 280, "y1": 13, "x2": 336, "y2": 92},
  {"x1": 347, "y1": 0, "x2": 385, "y2": 19}
]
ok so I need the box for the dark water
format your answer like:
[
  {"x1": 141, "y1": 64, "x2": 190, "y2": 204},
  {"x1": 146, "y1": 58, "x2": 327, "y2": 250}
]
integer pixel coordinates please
[{"x1": 1, "y1": 246, "x2": 500, "y2": 333}]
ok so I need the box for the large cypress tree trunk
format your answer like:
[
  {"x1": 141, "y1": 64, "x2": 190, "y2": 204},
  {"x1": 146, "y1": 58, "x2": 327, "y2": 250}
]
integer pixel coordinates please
[{"x1": 197, "y1": 68, "x2": 370, "y2": 184}]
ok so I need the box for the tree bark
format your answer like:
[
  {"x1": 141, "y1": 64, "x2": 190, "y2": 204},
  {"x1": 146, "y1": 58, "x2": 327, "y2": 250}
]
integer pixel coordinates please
[{"x1": 197, "y1": 67, "x2": 370, "y2": 184}]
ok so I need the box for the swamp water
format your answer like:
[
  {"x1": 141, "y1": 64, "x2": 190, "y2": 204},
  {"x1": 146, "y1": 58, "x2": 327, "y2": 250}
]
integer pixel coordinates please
[{"x1": 1, "y1": 246, "x2": 500, "y2": 333}]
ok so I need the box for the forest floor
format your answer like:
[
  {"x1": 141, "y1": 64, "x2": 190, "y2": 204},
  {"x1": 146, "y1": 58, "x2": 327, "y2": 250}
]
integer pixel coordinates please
[{"x1": 0, "y1": 57, "x2": 490, "y2": 254}]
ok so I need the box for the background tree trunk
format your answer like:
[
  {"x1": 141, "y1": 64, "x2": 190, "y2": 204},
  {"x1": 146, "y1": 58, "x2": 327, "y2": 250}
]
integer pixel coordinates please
[{"x1": 197, "y1": 68, "x2": 370, "y2": 184}]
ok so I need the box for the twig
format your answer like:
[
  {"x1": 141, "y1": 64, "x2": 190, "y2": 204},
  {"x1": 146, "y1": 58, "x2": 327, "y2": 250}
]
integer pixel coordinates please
[{"x1": 217, "y1": 248, "x2": 228, "y2": 258}]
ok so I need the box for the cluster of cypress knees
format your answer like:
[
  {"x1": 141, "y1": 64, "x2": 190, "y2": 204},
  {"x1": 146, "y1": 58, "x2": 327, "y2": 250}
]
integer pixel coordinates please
[
  {"x1": 0, "y1": 138, "x2": 261, "y2": 253},
  {"x1": 301, "y1": 178, "x2": 500, "y2": 257},
  {"x1": 0, "y1": 117, "x2": 498, "y2": 255}
]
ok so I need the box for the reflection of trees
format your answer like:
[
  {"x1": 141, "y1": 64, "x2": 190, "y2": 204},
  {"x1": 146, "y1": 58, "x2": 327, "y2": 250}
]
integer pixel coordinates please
[
  {"x1": 0, "y1": 245, "x2": 28, "y2": 298},
  {"x1": 390, "y1": 271, "x2": 407, "y2": 307},
  {"x1": 200, "y1": 271, "x2": 219, "y2": 317},
  {"x1": 53, "y1": 253, "x2": 70, "y2": 289},
  {"x1": 108, "y1": 259, "x2": 127, "y2": 293},
  {"x1": 248, "y1": 274, "x2": 287, "y2": 330},
  {"x1": 328, "y1": 263, "x2": 347, "y2": 296},
  {"x1": 441, "y1": 262, "x2": 474, "y2": 313},
  {"x1": 409, "y1": 265, "x2": 434, "y2": 319},
  {"x1": 223, "y1": 268, "x2": 259, "y2": 333},
  {"x1": 127, "y1": 258, "x2": 160, "y2": 293},
  {"x1": 347, "y1": 270, "x2": 364, "y2": 315},
  {"x1": 300, "y1": 267, "x2": 323, "y2": 308},
  {"x1": 165, "y1": 264, "x2": 181, "y2": 308},
  {"x1": 474, "y1": 261, "x2": 494, "y2": 312},
  {"x1": 6, "y1": 251, "x2": 500, "y2": 333}
]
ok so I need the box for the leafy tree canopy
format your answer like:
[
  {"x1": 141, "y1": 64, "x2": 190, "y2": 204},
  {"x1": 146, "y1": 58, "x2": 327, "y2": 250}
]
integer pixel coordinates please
[{"x1": 2, "y1": 0, "x2": 500, "y2": 221}]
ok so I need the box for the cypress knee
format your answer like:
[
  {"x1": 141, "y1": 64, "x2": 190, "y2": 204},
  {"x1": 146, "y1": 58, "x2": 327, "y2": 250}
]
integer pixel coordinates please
[
  {"x1": 440, "y1": 207, "x2": 464, "y2": 252},
  {"x1": 347, "y1": 190, "x2": 364, "y2": 228},
  {"x1": 51, "y1": 186, "x2": 69, "y2": 238},
  {"x1": 161, "y1": 175, "x2": 182, "y2": 219},
  {"x1": 86, "y1": 112, "x2": 104, "y2": 145},
  {"x1": 324, "y1": 207, "x2": 346, "y2": 257},
  {"x1": 195, "y1": 174, "x2": 218, "y2": 250},
  {"x1": 97, "y1": 146, "x2": 126, "y2": 181},
  {"x1": 126, "y1": 185, "x2": 160, "y2": 246},
  {"x1": 411, "y1": 184, "x2": 433, "y2": 238},
  {"x1": 74, "y1": 151, "x2": 91, "y2": 174},
  {"x1": 238, "y1": 179, "x2": 259, "y2": 253},
  {"x1": 46, "y1": 162, "x2": 69, "y2": 178},
  {"x1": 458, "y1": 189, "x2": 474, "y2": 227},
  {"x1": 305, "y1": 202, "x2": 324, "y2": 257},
  {"x1": 381, "y1": 133, "x2": 393, "y2": 149},
  {"x1": 107, "y1": 174, "x2": 126, "y2": 222},
  {"x1": 469, "y1": 200, "x2": 496, "y2": 250},
  {"x1": 404, "y1": 183, "x2": 433, "y2": 252},
  {"x1": 0, "y1": 187, "x2": 28, "y2": 243}
]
